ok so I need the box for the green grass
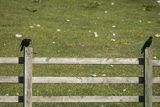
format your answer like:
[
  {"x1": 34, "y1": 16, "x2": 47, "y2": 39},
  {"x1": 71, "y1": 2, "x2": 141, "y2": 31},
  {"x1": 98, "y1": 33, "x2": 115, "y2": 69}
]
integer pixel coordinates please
[{"x1": 0, "y1": 0, "x2": 160, "y2": 106}]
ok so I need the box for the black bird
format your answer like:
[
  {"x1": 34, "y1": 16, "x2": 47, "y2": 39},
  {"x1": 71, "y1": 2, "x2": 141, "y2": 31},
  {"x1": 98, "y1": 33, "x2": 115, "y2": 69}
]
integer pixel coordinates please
[
  {"x1": 20, "y1": 39, "x2": 32, "y2": 51},
  {"x1": 141, "y1": 36, "x2": 153, "y2": 54}
]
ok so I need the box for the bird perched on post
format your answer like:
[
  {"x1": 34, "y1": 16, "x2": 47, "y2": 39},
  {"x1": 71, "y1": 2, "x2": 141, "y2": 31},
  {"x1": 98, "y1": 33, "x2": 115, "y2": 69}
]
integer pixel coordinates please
[
  {"x1": 20, "y1": 39, "x2": 32, "y2": 51},
  {"x1": 141, "y1": 36, "x2": 153, "y2": 54}
]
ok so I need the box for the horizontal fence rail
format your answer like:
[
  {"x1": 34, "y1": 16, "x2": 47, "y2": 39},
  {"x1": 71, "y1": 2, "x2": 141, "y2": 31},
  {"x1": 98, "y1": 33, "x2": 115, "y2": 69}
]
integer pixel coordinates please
[
  {"x1": 0, "y1": 76, "x2": 160, "y2": 84},
  {"x1": 0, "y1": 48, "x2": 160, "y2": 107},
  {"x1": 0, "y1": 57, "x2": 160, "y2": 66},
  {"x1": 33, "y1": 58, "x2": 142, "y2": 65},
  {"x1": 0, "y1": 96, "x2": 160, "y2": 103}
]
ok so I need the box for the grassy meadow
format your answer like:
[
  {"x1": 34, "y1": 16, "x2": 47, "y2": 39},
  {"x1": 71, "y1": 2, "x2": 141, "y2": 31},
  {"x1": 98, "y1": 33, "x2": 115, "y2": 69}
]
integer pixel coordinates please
[{"x1": 0, "y1": 0, "x2": 160, "y2": 107}]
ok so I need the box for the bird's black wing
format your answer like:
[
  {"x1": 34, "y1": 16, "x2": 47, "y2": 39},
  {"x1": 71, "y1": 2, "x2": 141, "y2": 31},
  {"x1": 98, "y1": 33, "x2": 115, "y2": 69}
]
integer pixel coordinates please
[
  {"x1": 141, "y1": 44, "x2": 146, "y2": 54},
  {"x1": 20, "y1": 40, "x2": 25, "y2": 51},
  {"x1": 141, "y1": 37, "x2": 152, "y2": 54},
  {"x1": 20, "y1": 45, "x2": 24, "y2": 51}
]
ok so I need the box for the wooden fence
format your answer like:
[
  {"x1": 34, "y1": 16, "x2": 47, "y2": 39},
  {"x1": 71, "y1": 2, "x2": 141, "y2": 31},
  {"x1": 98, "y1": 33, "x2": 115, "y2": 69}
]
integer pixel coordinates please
[{"x1": 0, "y1": 47, "x2": 160, "y2": 107}]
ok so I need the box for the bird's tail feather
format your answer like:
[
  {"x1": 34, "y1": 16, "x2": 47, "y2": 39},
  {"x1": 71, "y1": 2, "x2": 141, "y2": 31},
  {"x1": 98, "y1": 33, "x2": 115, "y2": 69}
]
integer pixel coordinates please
[{"x1": 20, "y1": 46, "x2": 24, "y2": 51}]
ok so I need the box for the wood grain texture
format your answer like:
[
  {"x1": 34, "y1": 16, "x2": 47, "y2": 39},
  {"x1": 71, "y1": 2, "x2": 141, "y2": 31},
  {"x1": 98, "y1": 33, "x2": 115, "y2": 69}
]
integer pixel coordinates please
[
  {"x1": 144, "y1": 48, "x2": 152, "y2": 107},
  {"x1": 0, "y1": 96, "x2": 160, "y2": 102},
  {"x1": 24, "y1": 47, "x2": 32, "y2": 107},
  {"x1": 0, "y1": 57, "x2": 19, "y2": 64},
  {"x1": 33, "y1": 58, "x2": 140, "y2": 64},
  {"x1": 0, "y1": 76, "x2": 160, "y2": 83},
  {"x1": 0, "y1": 57, "x2": 160, "y2": 66},
  {"x1": 32, "y1": 96, "x2": 139, "y2": 102},
  {"x1": 33, "y1": 77, "x2": 139, "y2": 84}
]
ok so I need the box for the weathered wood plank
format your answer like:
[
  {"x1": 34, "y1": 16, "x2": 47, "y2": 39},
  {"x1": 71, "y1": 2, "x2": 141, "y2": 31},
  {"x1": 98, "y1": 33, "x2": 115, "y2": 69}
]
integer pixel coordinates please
[
  {"x1": 24, "y1": 47, "x2": 32, "y2": 107},
  {"x1": 144, "y1": 48, "x2": 152, "y2": 107},
  {"x1": 0, "y1": 57, "x2": 160, "y2": 66},
  {"x1": 0, "y1": 77, "x2": 160, "y2": 84},
  {"x1": 0, "y1": 96, "x2": 19, "y2": 102},
  {"x1": 153, "y1": 96, "x2": 160, "y2": 102},
  {"x1": 0, "y1": 96, "x2": 160, "y2": 102},
  {"x1": 0, "y1": 76, "x2": 19, "y2": 83},
  {"x1": 0, "y1": 57, "x2": 19, "y2": 64},
  {"x1": 33, "y1": 58, "x2": 141, "y2": 64},
  {"x1": 33, "y1": 77, "x2": 139, "y2": 84},
  {"x1": 32, "y1": 96, "x2": 139, "y2": 102},
  {"x1": 152, "y1": 60, "x2": 160, "y2": 66},
  {"x1": 153, "y1": 77, "x2": 160, "y2": 83}
]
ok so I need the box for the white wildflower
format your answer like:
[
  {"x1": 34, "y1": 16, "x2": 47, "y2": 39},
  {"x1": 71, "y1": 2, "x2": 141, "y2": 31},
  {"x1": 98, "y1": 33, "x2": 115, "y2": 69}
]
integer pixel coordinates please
[
  {"x1": 52, "y1": 41, "x2": 56, "y2": 44},
  {"x1": 101, "y1": 74, "x2": 106, "y2": 76},
  {"x1": 147, "y1": 21, "x2": 151, "y2": 23},
  {"x1": 123, "y1": 88, "x2": 127, "y2": 92},
  {"x1": 57, "y1": 29, "x2": 61, "y2": 32},
  {"x1": 111, "y1": 38, "x2": 115, "y2": 41},
  {"x1": 112, "y1": 25, "x2": 116, "y2": 28},
  {"x1": 104, "y1": 11, "x2": 108, "y2": 14},
  {"x1": 94, "y1": 32, "x2": 99, "y2": 37},
  {"x1": 88, "y1": 30, "x2": 91, "y2": 33},
  {"x1": 112, "y1": 33, "x2": 116, "y2": 36},
  {"x1": 66, "y1": 19, "x2": 70, "y2": 22},
  {"x1": 5, "y1": 94, "x2": 9, "y2": 96},
  {"x1": 111, "y1": 2, "x2": 114, "y2": 5},
  {"x1": 29, "y1": 26, "x2": 34, "y2": 28},
  {"x1": 36, "y1": 24, "x2": 41, "y2": 27},
  {"x1": 139, "y1": 20, "x2": 142, "y2": 23},
  {"x1": 153, "y1": 56, "x2": 157, "y2": 59},
  {"x1": 110, "y1": 65, "x2": 114, "y2": 67},
  {"x1": 157, "y1": 0, "x2": 160, "y2": 4},
  {"x1": 16, "y1": 92, "x2": 19, "y2": 96},
  {"x1": 92, "y1": 74, "x2": 97, "y2": 77},
  {"x1": 155, "y1": 34, "x2": 160, "y2": 38},
  {"x1": 15, "y1": 34, "x2": 22, "y2": 38}
]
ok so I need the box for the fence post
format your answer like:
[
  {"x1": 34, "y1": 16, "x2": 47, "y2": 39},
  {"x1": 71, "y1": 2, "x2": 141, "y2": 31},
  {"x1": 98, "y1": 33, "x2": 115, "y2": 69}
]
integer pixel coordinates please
[
  {"x1": 24, "y1": 47, "x2": 32, "y2": 107},
  {"x1": 144, "y1": 48, "x2": 152, "y2": 107}
]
